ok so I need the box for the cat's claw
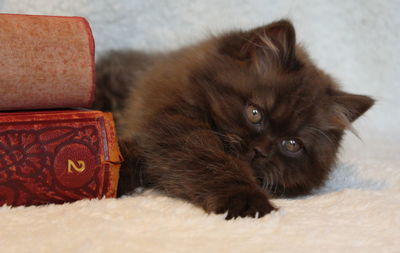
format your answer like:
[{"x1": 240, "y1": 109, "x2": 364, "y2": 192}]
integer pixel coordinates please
[{"x1": 214, "y1": 189, "x2": 276, "y2": 220}]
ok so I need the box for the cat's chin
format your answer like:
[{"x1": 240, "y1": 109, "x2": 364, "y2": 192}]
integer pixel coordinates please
[{"x1": 248, "y1": 158, "x2": 287, "y2": 197}]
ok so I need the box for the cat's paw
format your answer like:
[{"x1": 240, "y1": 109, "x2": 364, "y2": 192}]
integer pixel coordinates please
[{"x1": 213, "y1": 189, "x2": 277, "y2": 220}]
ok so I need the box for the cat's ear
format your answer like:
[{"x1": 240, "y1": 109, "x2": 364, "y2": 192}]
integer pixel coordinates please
[
  {"x1": 219, "y1": 19, "x2": 300, "y2": 72},
  {"x1": 329, "y1": 90, "x2": 375, "y2": 129}
]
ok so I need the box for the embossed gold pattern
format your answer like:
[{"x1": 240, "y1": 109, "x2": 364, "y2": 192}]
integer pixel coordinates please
[{"x1": 67, "y1": 160, "x2": 86, "y2": 173}]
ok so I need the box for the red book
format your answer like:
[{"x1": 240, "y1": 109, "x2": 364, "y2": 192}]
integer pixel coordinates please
[
  {"x1": 0, "y1": 110, "x2": 122, "y2": 207},
  {"x1": 0, "y1": 14, "x2": 95, "y2": 110}
]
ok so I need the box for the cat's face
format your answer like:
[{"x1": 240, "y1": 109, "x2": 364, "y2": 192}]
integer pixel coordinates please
[{"x1": 190, "y1": 20, "x2": 374, "y2": 197}]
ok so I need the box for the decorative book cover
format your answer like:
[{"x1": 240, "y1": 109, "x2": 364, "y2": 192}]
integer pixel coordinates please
[
  {"x1": 0, "y1": 14, "x2": 95, "y2": 110},
  {"x1": 0, "y1": 110, "x2": 122, "y2": 207}
]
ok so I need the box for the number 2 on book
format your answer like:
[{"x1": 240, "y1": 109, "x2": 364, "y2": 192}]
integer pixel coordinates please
[{"x1": 67, "y1": 160, "x2": 86, "y2": 173}]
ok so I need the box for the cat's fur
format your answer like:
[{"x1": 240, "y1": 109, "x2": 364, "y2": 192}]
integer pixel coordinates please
[{"x1": 94, "y1": 20, "x2": 374, "y2": 219}]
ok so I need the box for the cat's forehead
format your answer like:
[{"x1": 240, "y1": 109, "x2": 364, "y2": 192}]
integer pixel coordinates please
[
  {"x1": 251, "y1": 73, "x2": 326, "y2": 106},
  {"x1": 213, "y1": 56, "x2": 330, "y2": 100},
  {"x1": 248, "y1": 73, "x2": 333, "y2": 133}
]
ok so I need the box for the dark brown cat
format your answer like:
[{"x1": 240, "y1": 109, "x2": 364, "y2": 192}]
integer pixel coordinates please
[{"x1": 94, "y1": 20, "x2": 374, "y2": 219}]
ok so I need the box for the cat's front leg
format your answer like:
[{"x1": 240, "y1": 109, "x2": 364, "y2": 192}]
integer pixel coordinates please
[
  {"x1": 142, "y1": 128, "x2": 277, "y2": 219},
  {"x1": 204, "y1": 183, "x2": 276, "y2": 220}
]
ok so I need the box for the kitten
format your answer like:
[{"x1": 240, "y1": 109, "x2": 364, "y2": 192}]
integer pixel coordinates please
[{"x1": 94, "y1": 20, "x2": 374, "y2": 219}]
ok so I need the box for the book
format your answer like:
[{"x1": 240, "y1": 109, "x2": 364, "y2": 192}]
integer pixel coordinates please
[
  {"x1": 0, "y1": 14, "x2": 95, "y2": 111},
  {"x1": 0, "y1": 110, "x2": 122, "y2": 207}
]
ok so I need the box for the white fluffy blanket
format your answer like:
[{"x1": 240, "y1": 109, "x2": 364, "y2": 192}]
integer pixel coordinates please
[{"x1": 0, "y1": 1, "x2": 399, "y2": 252}]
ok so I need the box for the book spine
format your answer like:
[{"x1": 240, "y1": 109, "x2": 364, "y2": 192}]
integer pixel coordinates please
[
  {"x1": 0, "y1": 14, "x2": 95, "y2": 110},
  {"x1": 0, "y1": 110, "x2": 122, "y2": 207}
]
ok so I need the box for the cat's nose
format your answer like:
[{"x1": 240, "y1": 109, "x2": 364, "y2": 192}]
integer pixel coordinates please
[{"x1": 254, "y1": 146, "x2": 268, "y2": 158}]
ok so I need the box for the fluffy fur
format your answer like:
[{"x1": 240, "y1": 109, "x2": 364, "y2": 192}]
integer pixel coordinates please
[
  {"x1": 94, "y1": 20, "x2": 374, "y2": 219},
  {"x1": 1, "y1": 189, "x2": 400, "y2": 252}
]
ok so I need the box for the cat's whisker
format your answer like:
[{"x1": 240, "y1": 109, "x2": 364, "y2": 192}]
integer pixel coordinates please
[
  {"x1": 305, "y1": 126, "x2": 335, "y2": 147},
  {"x1": 272, "y1": 170, "x2": 280, "y2": 195},
  {"x1": 261, "y1": 172, "x2": 270, "y2": 192},
  {"x1": 261, "y1": 161, "x2": 288, "y2": 198},
  {"x1": 261, "y1": 178, "x2": 268, "y2": 192},
  {"x1": 265, "y1": 170, "x2": 274, "y2": 194},
  {"x1": 267, "y1": 172, "x2": 274, "y2": 193},
  {"x1": 277, "y1": 172, "x2": 287, "y2": 198},
  {"x1": 273, "y1": 180, "x2": 279, "y2": 195}
]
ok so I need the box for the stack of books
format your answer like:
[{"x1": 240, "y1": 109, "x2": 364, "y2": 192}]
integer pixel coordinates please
[{"x1": 0, "y1": 14, "x2": 122, "y2": 207}]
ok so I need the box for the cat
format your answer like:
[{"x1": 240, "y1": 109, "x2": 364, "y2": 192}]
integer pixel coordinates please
[{"x1": 94, "y1": 20, "x2": 374, "y2": 219}]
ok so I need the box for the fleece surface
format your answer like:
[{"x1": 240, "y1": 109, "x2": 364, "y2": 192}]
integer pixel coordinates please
[{"x1": 0, "y1": 0, "x2": 399, "y2": 252}]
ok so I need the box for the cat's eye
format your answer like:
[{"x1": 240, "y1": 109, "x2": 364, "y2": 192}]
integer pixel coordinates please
[
  {"x1": 245, "y1": 104, "x2": 263, "y2": 124},
  {"x1": 280, "y1": 138, "x2": 304, "y2": 156}
]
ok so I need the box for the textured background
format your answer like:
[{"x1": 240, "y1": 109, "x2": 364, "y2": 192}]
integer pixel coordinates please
[{"x1": 0, "y1": 1, "x2": 399, "y2": 252}]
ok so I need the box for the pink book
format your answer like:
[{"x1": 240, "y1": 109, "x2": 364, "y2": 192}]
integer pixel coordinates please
[{"x1": 0, "y1": 14, "x2": 95, "y2": 110}]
